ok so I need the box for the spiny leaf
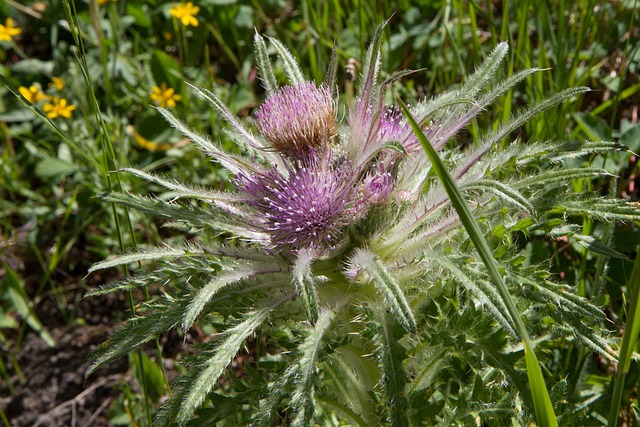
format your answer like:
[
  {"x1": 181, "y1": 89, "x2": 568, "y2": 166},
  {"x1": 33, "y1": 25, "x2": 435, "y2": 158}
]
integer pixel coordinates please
[
  {"x1": 120, "y1": 168, "x2": 241, "y2": 202},
  {"x1": 556, "y1": 198, "x2": 640, "y2": 222},
  {"x1": 101, "y1": 192, "x2": 269, "y2": 242},
  {"x1": 293, "y1": 249, "x2": 319, "y2": 325},
  {"x1": 183, "y1": 264, "x2": 288, "y2": 331},
  {"x1": 254, "y1": 32, "x2": 278, "y2": 96},
  {"x1": 571, "y1": 234, "x2": 627, "y2": 259},
  {"x1": 187, "y1": 83, "x2": 266, "y2": 151},
  {"x1": 455, "y1": 84, "x2": 588, "y2": 175},
  {"x1": 86, "y1": 273, "x2": 162, "y2": 296},
  {"x1": 433, "y1": 256, "x2": 518, "y2": 338},
  {"x1": 461, "y1": 42, "x2": 509, "y2": 98},
  {"x1": 176, "y1": 297, "x2": 288, "y2": 423},
  {"x1": 324, "y1": 46, "x2": 338, "y2": 91},
  {"x1": 516, "y1": 274, "x2": 605, "y2": 321},
  {"x1": 543, "y1": 140, "x2": 625, "y2": 162},
  {"x1": 376, "y1": 309, "x2": 410, "y2": 427},
  {"x1": 156, "y1": 107, "x2": 246, "y2": 175},
  {"x1": 475, "y1": 67, "x2": 540, "y2": 110},
  {"x1": 87, "y1": 299, "x2": 186, "y2": 376},
  {"x1": 290, "y1": 308, "x2": 336, "y2": 427},
  {"x1": 325, "y1": 345, "x2": 379, "y2": 424},
  {"x1": 267, "y1": 37, "x2": 305, "y2": 85},
  {"x1": 482, "y1": 87, "x2": 590, "y2": 151},
  {"x1": 88, "y1": 247, "x2": 187, "y2": 273},
  {"x1": 400, "y1": 96, "x2": 558, "y2": 427},
  {"x1": 352, "y1": 248, "x2": 417, "y2": 333},
  {"x1": 462, "y1": 179, "x2": 534, "y2": 215},
  {"x1": 515, "y1": 168, "x2": 610, "y2": 188},
  {"x1": 354, "y1": 18, "x2": 389, "y2": 129}
]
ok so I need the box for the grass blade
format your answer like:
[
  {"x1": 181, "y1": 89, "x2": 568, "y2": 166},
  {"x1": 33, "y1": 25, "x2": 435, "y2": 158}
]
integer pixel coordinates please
[{"x1": 608, "y1": 252, "x2": 640, "y2": 426}]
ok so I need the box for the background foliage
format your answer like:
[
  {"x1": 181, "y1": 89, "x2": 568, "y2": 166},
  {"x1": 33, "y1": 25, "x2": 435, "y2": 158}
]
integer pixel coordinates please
[{"x1": 0, "y1": 0, "x2": 639, "y2": 425}]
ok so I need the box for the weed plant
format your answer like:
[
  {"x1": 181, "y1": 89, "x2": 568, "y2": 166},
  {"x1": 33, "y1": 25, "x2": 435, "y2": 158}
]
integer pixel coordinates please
[
  {"x1": 90, "y1": 16, "x2": 639, "y2": 427},
  {"x1": 0, "y1": 1, "x2": 639, "y2": 426}
]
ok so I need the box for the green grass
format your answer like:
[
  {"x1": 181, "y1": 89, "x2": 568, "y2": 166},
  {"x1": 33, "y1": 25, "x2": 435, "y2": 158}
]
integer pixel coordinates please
[{"x1": 0, "y1": 0, "x2": 638, "y2": 425}]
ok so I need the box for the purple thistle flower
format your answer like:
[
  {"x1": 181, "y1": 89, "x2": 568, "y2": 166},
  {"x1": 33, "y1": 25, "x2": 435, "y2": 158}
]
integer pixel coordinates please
[
  {"x1": 236, "y1": 152, "x2": 359, "y2": 253},
  {"x1": 348, "y1": 100, "x2": 421, "y2": 168},
  {"x1": 375, "y1": 106, "x2": 416, "y2": 148},
  {"x1": 255, "y1": 82, "x2": 336, "y2": 157},
  {"x1": 363, "y1": 162, "x2": 394, "y2": 204}
]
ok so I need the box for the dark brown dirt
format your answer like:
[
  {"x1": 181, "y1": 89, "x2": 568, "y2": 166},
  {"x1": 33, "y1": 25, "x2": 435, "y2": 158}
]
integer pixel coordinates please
[
  {"x1": 0, "y1": 322, "x2": 127, "y2": 427},
  {"x1": 0, "y1": 267, "x2": 136, "y2": 427}
]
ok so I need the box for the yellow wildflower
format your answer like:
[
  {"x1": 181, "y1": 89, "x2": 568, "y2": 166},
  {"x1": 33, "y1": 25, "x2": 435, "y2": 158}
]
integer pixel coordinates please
[
  {"x1": 169, "y1": 2, "x2": 200, "y2": 27},
  {"x1": 18, "y1": 85, "x2": 46, "y2": 104},
  {"x1": 0, "y1": 18, "x2": 21, "y2": 42},
  {"x1": 150, "y1": 83, "x2": 181, "y2": 109},
  {"x1": 49, "y1": 77, "x2": 65, "y2": 91},
  {"x1": 43, "y1": 97, "x2": 76, "y2": 119},
  {"x1": 127, "y1": 125, "x2": 174, "y2": 152}
]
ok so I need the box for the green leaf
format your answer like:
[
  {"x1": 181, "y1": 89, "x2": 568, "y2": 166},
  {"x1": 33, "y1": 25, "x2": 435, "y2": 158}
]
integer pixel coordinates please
[
  {"x1": 11, "y1": 58, "x2": 54, "y2": 75},
  {"x1": 573, "y1": 112, "x2": 610, "y2": 141},
  {"x1": 234, "y1": 5, "x2": 253, "y2": 28},
  {"x1": 352, "y1": 248, "x2": 417, "y2": 333},
  {"x1": 175, "y1": 298, "x2": 284, "y2": 423},
  {"x1": 183, "y1": 264, "x2": 287, "y2": 330},
  {"x1": 608, "y1": 253, "x2": 640, "y2": 426},
  {"x1": 290, "y1": 308, "x2": 336, "y2": 427},
  {"x1": 87, "y1": 299, "x2": 186, "y2": 376},
  {"x1": 125, "y1": 3, "x2": 152, "y2": 27},
  {"x1": 88, "y1": 247, "x2": 187, "y2": 273},
  {"x1": 253, "y1": 33, "x2": 278, "y2": 97},
  {"x1": 0, "y1": 108, "x2": 36, "y2": 122},
  {"x1": 1, "y1": 264, "x2": 55, "y2": 347},
  {"x1": 131, "y1": 353, "x2": 166, "y2": 401},
  {"x1": 150, "y1": 50, "x2": 182, "y2": 89},
  {"x1": 293, "y1": 249, "x2": 319, "y2": 325},
  {"x1": 34, "y1": 158, "x2": 79, "y2": 179},
  {"x1": 620, "y1": 123, "x2": 640, "y2": 152}
]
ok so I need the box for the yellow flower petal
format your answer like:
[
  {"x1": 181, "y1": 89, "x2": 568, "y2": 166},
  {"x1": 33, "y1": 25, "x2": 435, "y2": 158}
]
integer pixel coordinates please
[
  {"x1": 49, "y1": 77, "x2": 65, "y2": 91},
  {"x1": 169, "y1": 2, "x2": 200, "y2": 27}
]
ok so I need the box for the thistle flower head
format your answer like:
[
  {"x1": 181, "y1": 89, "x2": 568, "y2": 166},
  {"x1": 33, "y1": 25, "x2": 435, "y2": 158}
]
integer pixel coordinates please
[
  {"x1": 255, "y1": 82, "x2": 336, "y2": 157},
  {"x1": 236, "y1": 151, "x2": 358, "y2": 253}
]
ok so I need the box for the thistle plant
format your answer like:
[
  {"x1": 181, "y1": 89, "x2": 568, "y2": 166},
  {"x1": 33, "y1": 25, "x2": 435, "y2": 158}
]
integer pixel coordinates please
[{"x1": 89, "y1": 23, "x2": 639, "y2": 426}]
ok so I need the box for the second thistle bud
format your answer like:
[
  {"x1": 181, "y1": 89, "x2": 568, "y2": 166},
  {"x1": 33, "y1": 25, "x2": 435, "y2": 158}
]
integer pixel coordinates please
[
  {"x1": 255, "y1": 82, "x2": 336, "y2": 157},
  {"x1": 363, "y1": 162, "x2": 394, "y2": 204}
]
